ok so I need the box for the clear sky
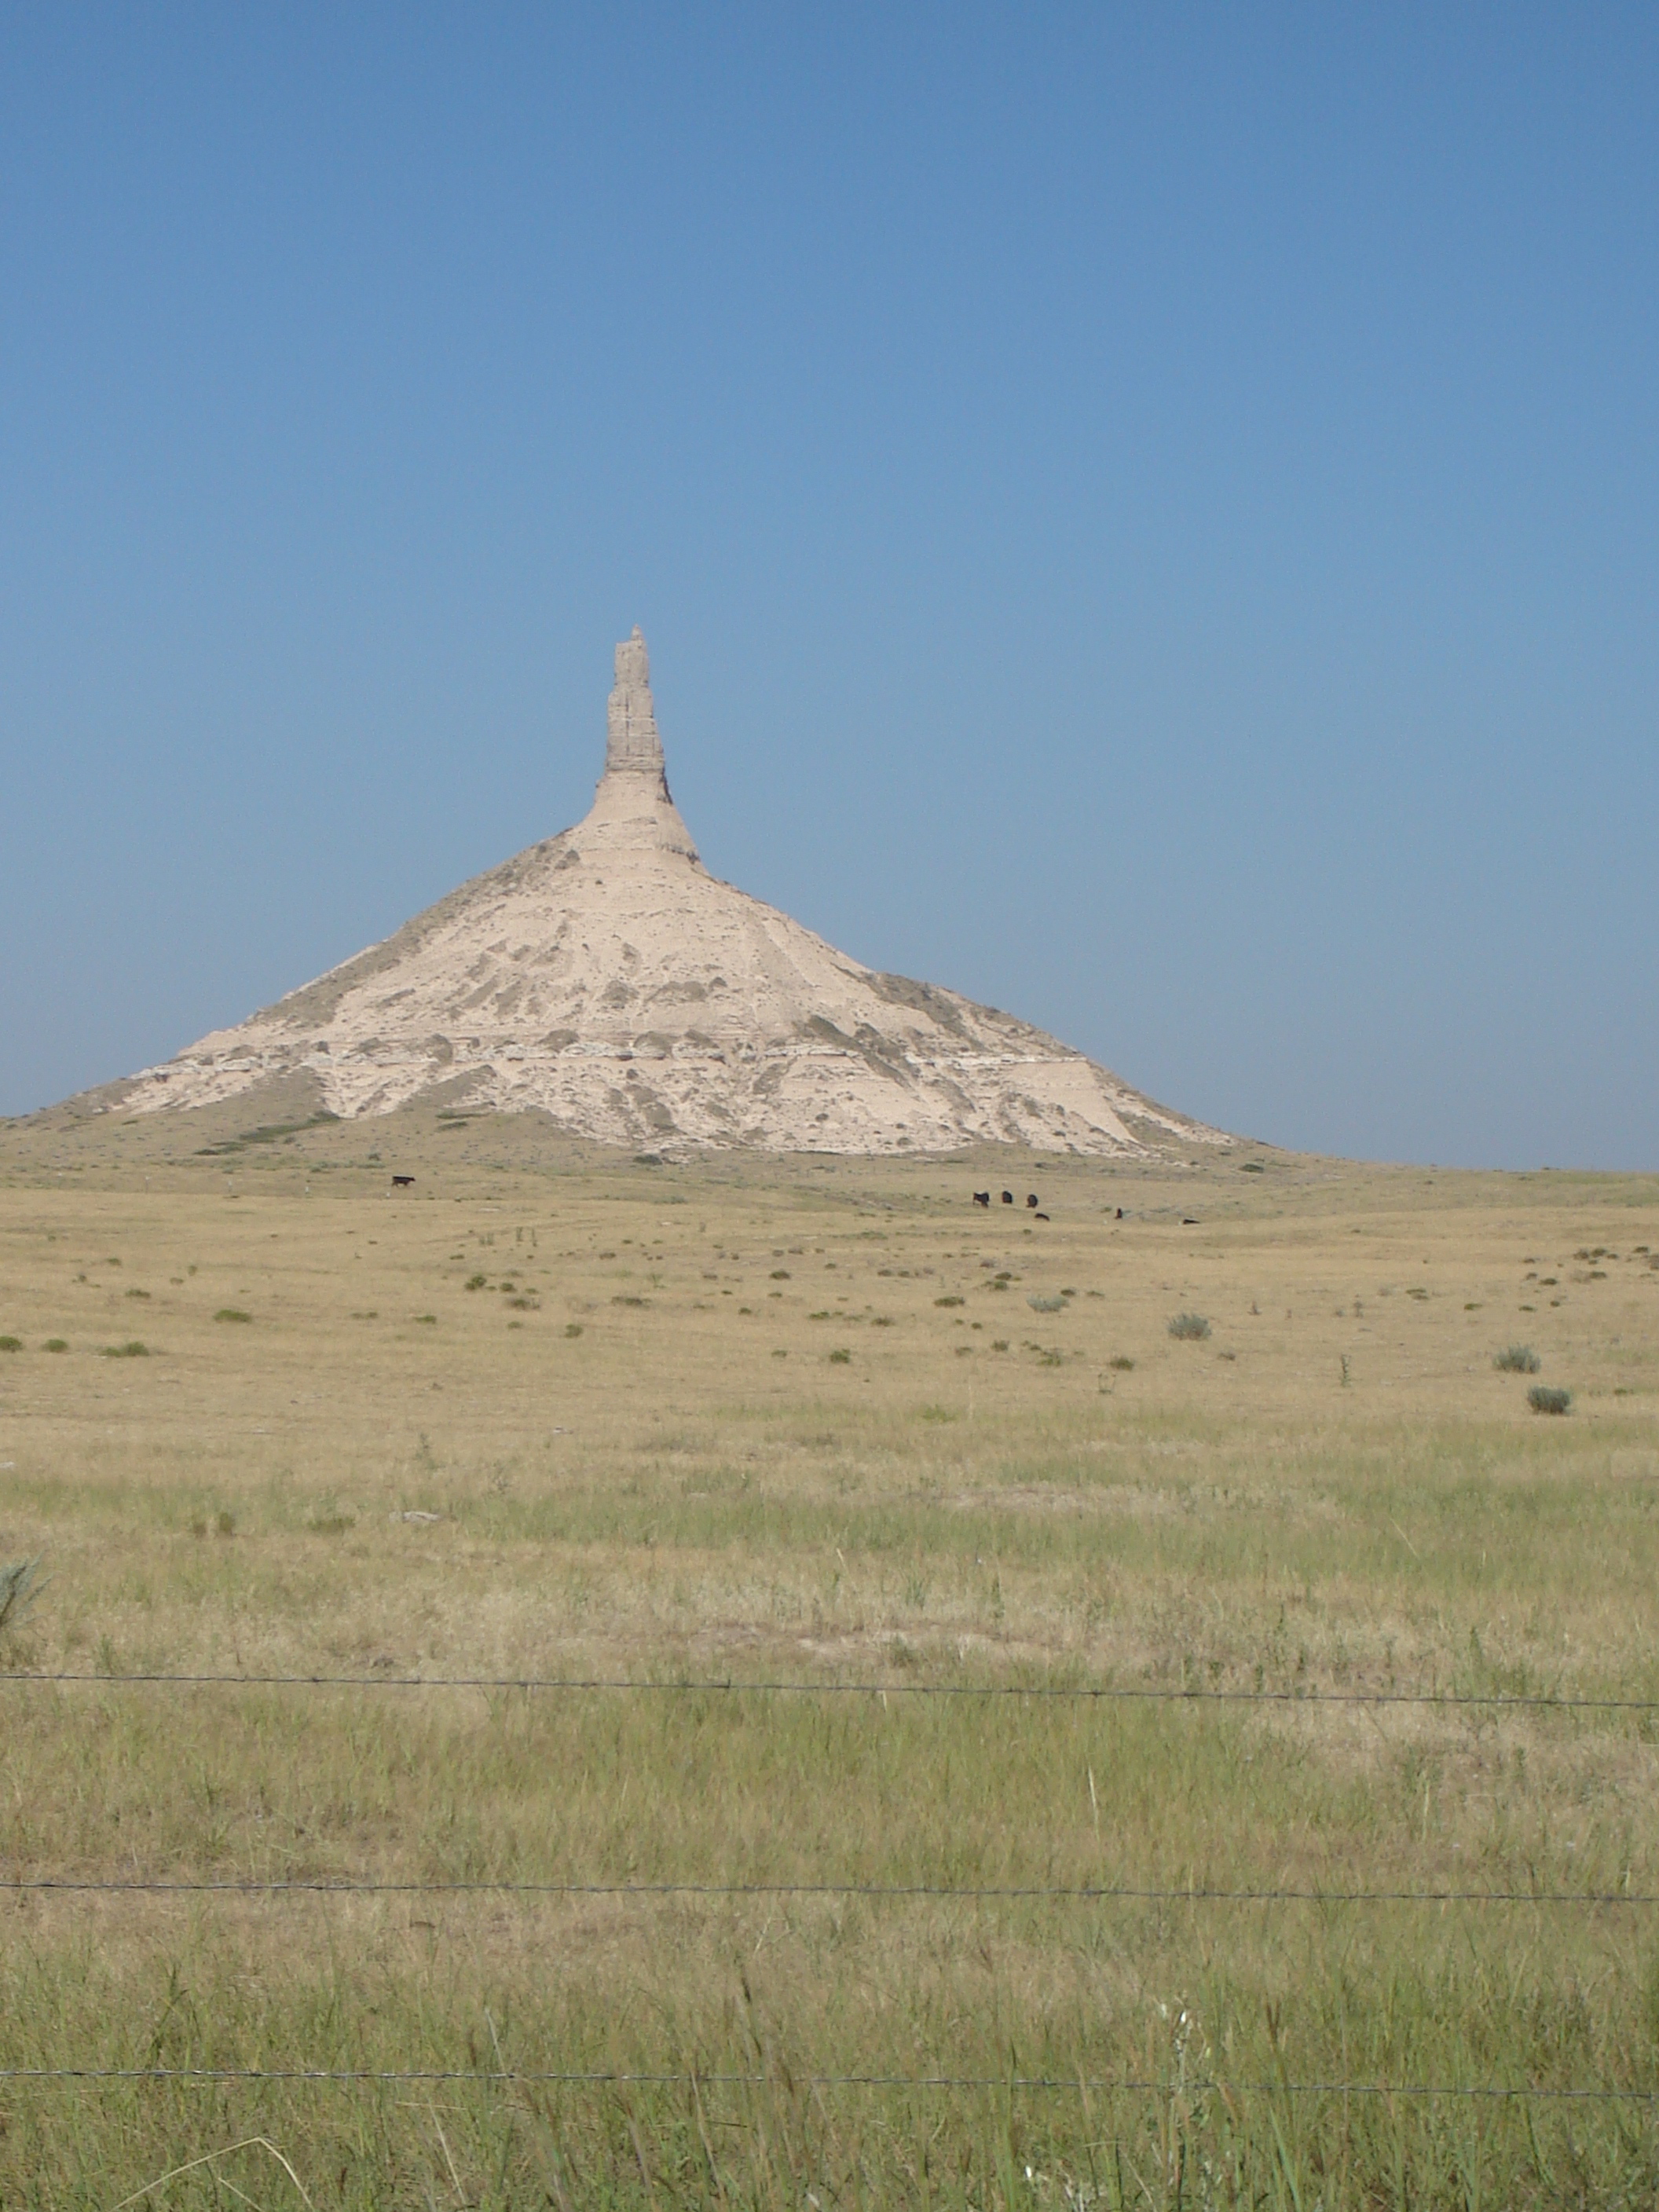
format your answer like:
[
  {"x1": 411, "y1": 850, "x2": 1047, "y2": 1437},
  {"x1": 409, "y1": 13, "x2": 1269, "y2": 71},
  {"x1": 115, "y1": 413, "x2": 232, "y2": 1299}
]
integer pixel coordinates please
[{"x1": 2, "y1": 5, "x2": 1654, "y2": 1166}]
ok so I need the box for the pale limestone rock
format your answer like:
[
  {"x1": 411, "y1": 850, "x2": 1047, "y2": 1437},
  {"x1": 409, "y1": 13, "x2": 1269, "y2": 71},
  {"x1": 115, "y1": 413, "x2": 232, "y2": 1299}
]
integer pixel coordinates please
[
  {"x1": 115, "y1": 633, "x2": 1225, "y2": 1156},
  {"x1": 605, "y1": 627, "x2": 668, "y2": 782}
]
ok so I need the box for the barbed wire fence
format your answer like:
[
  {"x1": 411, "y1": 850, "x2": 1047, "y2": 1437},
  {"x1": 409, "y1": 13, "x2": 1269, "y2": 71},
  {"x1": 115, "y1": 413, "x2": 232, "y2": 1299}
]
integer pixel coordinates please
[
  {"x1": 5, "y1": 1665, "x2": 1655, "y2": 2109},
  {"x1": 2, "y1": 2067, "x2": 1654, "y2": 2101},
  {"x1": 6, "y1": 1668, "x2": 1655, "y2": 1709}
]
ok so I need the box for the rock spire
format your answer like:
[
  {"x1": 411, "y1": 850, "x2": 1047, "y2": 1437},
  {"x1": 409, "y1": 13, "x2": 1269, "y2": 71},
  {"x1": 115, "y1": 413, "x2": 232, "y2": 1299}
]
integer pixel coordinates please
[
  {"x1": 581, "y1": 626, "x2": 698, "y2": 861},
  {"x1": 604, "y1": 627, "x2": 667, "y2": 785}
]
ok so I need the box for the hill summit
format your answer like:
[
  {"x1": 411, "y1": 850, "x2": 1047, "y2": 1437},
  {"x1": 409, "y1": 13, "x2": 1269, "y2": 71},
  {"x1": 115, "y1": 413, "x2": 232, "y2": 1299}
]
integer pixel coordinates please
[{"x1": 114, "y1": 631, "x2": 1220, "y2": 1156}]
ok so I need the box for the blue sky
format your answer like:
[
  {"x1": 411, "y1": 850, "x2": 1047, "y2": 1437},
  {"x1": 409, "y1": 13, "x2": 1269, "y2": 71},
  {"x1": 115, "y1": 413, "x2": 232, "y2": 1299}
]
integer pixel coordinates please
[{"x1": 2, "y1": 4, "x2": 1654, "y2": 1166}]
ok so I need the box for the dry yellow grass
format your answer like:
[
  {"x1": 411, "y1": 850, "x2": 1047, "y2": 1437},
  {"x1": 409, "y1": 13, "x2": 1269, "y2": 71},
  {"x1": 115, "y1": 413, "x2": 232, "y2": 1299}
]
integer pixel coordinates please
[{"x1": 1, "y1": 1106, "x2": 1657, "y2": 2206}]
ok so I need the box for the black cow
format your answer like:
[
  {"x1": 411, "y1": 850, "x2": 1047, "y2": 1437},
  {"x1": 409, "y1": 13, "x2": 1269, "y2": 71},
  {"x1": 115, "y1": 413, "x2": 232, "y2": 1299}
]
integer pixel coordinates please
[
  {"x1": 972, "y1": 1190, "x2": 991, "y2": 1207},
  {"x1": 1001, "y1": 1190, "x2": 1014, "y2": 1204},
  {"x1": 390, "y1": 1174, "x2": 416, "y2": 1188},
  {"x1": 1025, "y1": 1192, "x2": 1038, "y2": 1208}
]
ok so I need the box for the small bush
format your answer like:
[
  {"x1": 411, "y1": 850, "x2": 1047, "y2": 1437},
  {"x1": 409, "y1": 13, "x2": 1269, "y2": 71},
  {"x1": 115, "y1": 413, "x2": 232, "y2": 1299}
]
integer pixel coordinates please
[
  {"x1": 564, "y1": 1322, "x2": 584, "y2": 1339},
  {"x1": 103, "y1": 1342, "x2": 149, "y2": 1358},
  {"x1": 934, "y1": 1295, "x2": 965, "y2": 1309},
  {"x1": 0, "y1": 1336, "x2": 22, "y2": 1353},
  {"x1": 124, "y1": 1287, "x2": 151, "y2": 1301},
  {"x1": 0, "y1": 1556, "x2": 46, "y2": 1642},
  {"x1": 1027, "y1": 1295, "x2": 1066, "y2": 1313},
  {"x1": 1494, "y1": 1345, "x2": 1541, "y2": 1374},
  {"x1": 42, "y1": 1339, "x2": 68, "y2": 1353},
  {"x1": 464, "y1": 1273, "x2": 488, "y2": 1291},
  {"x1": 1168, "y1": 1313, "x2": 1211, "y2": 1341},
  {"x1": 1109, "y1": 1355, "x2": 1135, "y2": 1371},
  {"x1": 308, "y1": 1514, "x2": 355, "y2": 1536},
  {"x1": 214, "y1": 1308, "x2": 252, "y2": 1324},
  {"x1": 1529, "y1": 1385, "x2": 1572, "y2": 1415},
  {"x1": 991, "y1": 1339, "x2": 1009, "y2": 1351},
  {"x1": 215, "y1": 1511, "x2": 236, "y2": 1537},
  {"x1": 829, "y1": 1348, "x2": 851, "y2": 1364},
  {"x1": 770, "y1": 1269, "x2": 790, "y2": 1280}
]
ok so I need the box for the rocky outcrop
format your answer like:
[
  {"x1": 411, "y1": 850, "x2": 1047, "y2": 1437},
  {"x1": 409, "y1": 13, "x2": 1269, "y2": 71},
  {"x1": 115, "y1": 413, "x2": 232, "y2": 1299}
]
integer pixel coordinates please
[
  {"x1": 111, "y1": 633, "x2": 1225, "y2": 1156},
  {"x1": 605, "y1": 627, "x2": 672, "y2": 783}
]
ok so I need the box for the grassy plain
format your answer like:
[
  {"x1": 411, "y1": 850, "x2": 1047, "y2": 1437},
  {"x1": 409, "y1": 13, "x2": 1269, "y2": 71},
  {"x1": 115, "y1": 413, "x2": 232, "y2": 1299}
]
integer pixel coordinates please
[{"x1": 1, "y1": 1103, "x2": 1657, "y2": 2207}]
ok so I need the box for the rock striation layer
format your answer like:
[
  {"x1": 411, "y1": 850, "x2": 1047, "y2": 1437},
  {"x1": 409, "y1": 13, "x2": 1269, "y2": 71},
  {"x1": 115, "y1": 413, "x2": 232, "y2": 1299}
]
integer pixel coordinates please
[{"x1": 115, "y1": 631, "x2": 1222, "y2": 1156}]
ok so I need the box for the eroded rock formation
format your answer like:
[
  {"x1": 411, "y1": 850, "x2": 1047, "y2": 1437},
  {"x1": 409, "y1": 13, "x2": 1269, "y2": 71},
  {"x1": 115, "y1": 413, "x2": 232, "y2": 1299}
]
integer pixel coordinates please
[{"x1": 110, "y1": 633, "x2": 1223, "y2": 1155}]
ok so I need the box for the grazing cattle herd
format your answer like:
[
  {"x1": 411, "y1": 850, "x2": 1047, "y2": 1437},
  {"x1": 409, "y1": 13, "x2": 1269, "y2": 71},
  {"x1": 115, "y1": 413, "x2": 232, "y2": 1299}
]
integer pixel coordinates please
[
  {"x1": 972, "y1": 1186, "x2": 1048, "y2": 1216},
  {"x1": 385, "y1": 1168, "x2": 1059, "y2": 1215},
  {"x1": 386, "y1": 1166, "x2": 1060, "y2": 1219}
]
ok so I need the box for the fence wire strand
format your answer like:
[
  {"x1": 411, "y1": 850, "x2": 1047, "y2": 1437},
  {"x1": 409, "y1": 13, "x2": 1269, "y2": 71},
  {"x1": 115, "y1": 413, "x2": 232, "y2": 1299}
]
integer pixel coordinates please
[
  {"x1": 2, "y1": 1669, "x2": 1650, "y2": 1712},
  {"x1": 0, "y1": 2065, "x2": 1653, "y2": 2101},
  {"x1": 5, "y1": 1876, "x2": 1652, "y2": 1906}
]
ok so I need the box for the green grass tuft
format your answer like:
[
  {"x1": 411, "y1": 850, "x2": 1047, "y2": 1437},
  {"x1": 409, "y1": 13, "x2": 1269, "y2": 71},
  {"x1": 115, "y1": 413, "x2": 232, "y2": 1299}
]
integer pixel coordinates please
[{"x1": 0, "y1": 1555, "x2": 46, "y2": 1641}]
